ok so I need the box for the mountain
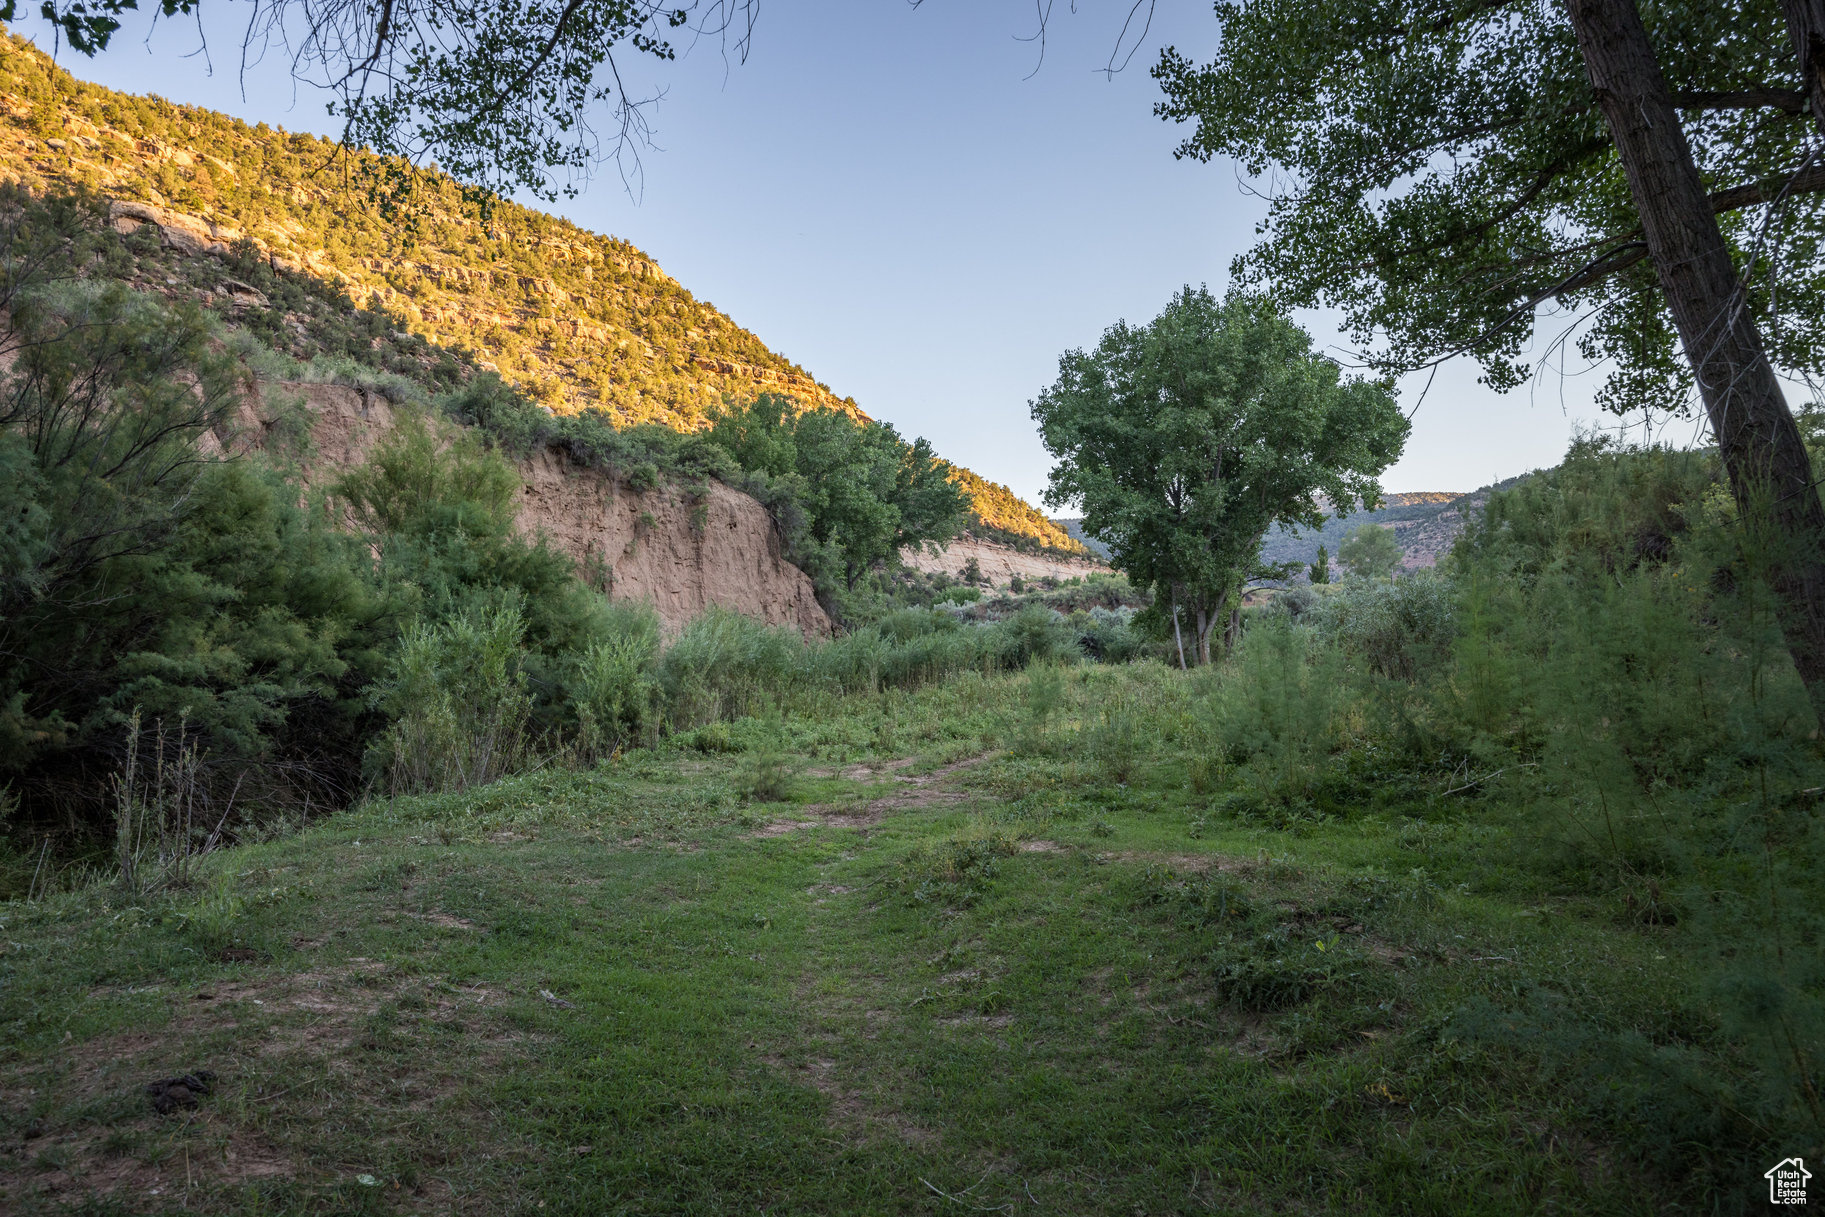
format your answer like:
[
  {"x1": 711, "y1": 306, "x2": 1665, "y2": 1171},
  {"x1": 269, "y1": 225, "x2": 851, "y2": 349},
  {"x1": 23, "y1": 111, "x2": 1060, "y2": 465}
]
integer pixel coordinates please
[
  {"x1": 1060, "y1": 486, "x2": 1527, "y2": 576},
  {"x1": 1260, "y1": 485, "x2": 1527, "y2": 574},
  {"x1": 0, "y1": 33, "x2": 1082, "y2": 556},
  {"x1": 1051, "y1": 518, "x2": 1111, "y2": 560}
]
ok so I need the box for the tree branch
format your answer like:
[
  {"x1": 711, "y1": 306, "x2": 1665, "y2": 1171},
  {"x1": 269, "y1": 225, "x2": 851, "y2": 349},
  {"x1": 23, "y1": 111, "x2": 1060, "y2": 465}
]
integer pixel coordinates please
[
  {"x1": 1670, "y1": 88, "x2": 1807, "y2": 113},
  {"x1": 1710, "y1": 161, "x2": 1825, "y2": 211}
]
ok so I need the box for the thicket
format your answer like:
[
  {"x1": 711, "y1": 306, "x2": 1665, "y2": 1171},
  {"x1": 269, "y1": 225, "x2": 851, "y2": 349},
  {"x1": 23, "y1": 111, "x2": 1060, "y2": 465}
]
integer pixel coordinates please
[{"x1": 1174, "y1": 435, "x2": 1824, "y2": 1195}]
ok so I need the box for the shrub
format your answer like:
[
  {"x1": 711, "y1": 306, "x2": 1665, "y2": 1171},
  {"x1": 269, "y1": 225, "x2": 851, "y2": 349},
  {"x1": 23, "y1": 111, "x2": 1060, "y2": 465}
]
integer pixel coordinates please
[
  {"x1": 735, "y1": 746, "x2": 799, "y2": 803},
  {"x1": 1075, "y1": 605, "x2": 1144, "y2": 662},
  {"x1": 1309, "y1": 570, "x2": 1455, "y2": 682},
  {"x1": 1202, "y1": 616, "x2": 1358, "y2": 806},
  {"x1": 565, "y1": 602, "x2": 661, "y2": 762},
  {"x1": 659, "y1": 609, "x2": 806, "y2": 726},
  {"x1": 371, "y1": 600, "x2": 532, "y2": 795},
  {"x1": 997, "y1": 606, "x2": 1080, "y2": 669},
  {"x1": 1, "y1": 261, "x2": 391, "y2": 836}
]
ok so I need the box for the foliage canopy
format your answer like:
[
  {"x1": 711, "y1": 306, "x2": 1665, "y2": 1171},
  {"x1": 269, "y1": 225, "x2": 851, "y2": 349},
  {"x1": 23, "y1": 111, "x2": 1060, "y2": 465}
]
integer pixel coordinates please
[
  {"x1": 1338, "y1": 523, "x2": 1402, "y2": 581},
  {"x1": 1154, "y1": 0, "x2": 1825, "y2": 415},
  {"x1": 704, "y1": 396, "x2": 969, "y2": 592},
  {"x1": 5, "y1": 0, "x2": 759, "y2": 202},
  {"x1": 1032, "y1": 288, "x2": 1406, "y2": 664}
]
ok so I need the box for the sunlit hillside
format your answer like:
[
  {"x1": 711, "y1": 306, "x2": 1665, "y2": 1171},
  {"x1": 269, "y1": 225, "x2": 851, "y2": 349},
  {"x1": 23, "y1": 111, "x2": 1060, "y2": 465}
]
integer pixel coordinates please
[{"x1": 0, "y1": 33, "x2": 1082, "y2": 554}]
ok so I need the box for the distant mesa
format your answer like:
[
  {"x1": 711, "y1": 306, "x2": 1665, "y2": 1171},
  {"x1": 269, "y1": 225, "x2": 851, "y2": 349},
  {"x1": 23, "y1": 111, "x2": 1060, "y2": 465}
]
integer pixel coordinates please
[{"x1": 1063, "y1": 488, "x2": 1521, "y2": 578}]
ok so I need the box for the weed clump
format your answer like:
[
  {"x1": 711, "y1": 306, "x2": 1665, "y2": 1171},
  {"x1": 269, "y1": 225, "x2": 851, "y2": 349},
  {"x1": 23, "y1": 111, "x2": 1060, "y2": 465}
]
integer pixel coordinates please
[
  {"x1": 894, "y1": 827, "x2": 1019, "y2": 908},
  {"x1": 1210, "y1": 930, "x2": 1360, "y2": 1012}
]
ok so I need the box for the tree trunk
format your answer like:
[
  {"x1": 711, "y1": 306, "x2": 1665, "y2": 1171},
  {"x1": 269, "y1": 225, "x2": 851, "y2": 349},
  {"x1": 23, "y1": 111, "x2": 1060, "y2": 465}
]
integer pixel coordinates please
[
  {"x1": 1780, "y1": 0, "x2": 1825, "y2": 139},
  {"x1": 1194, "y1": 605, "x2": 1213, "y2": 666},
  {"x1": 1172, "y1": 596, "x2": 1188, "y2": 670},
  {"x1": 1568, "y1": 0, "x2": 1825, "y2": 724}
]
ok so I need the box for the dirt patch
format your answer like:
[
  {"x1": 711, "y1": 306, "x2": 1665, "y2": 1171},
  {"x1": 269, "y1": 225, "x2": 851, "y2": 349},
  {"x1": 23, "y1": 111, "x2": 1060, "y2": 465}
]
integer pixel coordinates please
[
  {"x1": 1363, "y1": 939, "x2": 1415, "y2": 965},
  {"x1": 1018, "y1": 840, "x2": 1064, "y2": 853},
  {"x1": 7, "y1": 1122, "x2": 298, "y2": 1207},
  {"x1": 749, "y1": 819, "x2": 806, "y2": 839},
  {"x1": 902, "y1": 752, "x2": 997, "y2": 787},
  {"x1": 754, "y1": 754, "x2": 990, "y2": 838},
  {"x1": 747, "y1": 803, "x2": 890, "y2": 838},
  {"x1": 411, "y1": 912, "x2": 479, "y2": 931},
  {"x1": 763, "y1": 1053, "x2": 937, "y2": 1149},
  {"x1": 1115, "y1": 851, "x2": 1243, "y2": 874},
  {"x1": 935, "y1": 1012, "x2": 1015, "y2": 1029},
  {"x1": 1, "y1": 964, "x2": 527, "y2": 1210},
  {"x1": 805, "y1": 757, "x2": 921, "y2": 781}
]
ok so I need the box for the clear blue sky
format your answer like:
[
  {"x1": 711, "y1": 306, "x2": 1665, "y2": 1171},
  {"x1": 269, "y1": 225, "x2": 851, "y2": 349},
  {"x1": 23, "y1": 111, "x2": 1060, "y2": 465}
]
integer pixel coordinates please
[{"x1": 41, "y1": 0, "x2": 1614, "y2": 506}]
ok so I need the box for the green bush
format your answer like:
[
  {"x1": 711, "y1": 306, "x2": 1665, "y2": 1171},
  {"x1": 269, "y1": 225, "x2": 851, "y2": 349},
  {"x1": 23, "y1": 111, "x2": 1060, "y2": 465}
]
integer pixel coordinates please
[
  {"x1": 1309, "y1": 570, "x2": 1456, "y2": 682},
  {"x1": 703, "y1": 395, "x2": 968, "y2": 600},
  {"x1": 997, "y1": 605, "x2": 1080, "y2": 668},
  {"x1": 371, "y1": 600, "x2": 532, "y2": 796},
  {"x1": 1202, "y1": 616, "x2": 1358, "y2": 808},
  {"x1": 0, "y1": 246, "x2": 394, "y2": 833},
  {"x1": 1075, "y1": 605, "x2": 1144, "y2": 662},
  {"x1": 659, "y1": 609, "x2": 807, "y2": 727},
  {"x1": 563, "y1": 603, "x2": 662, "y2": 762}
]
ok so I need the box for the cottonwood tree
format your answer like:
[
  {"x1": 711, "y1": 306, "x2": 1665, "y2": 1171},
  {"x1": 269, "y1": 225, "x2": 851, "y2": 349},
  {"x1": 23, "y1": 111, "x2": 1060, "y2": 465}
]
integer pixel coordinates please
[
  {"x1": 704, "y1": 396, "x2": 967, "y2": 592},
  {"x1": 1154, "y1": 0, "x2": 1825, "y2": 718},
  {"x1": 1338, "y1": 523, "x2": 1402, "y2": 581},
  {"x1": 1032, "y1": 287, "x2": 1406, "y2": 666}
]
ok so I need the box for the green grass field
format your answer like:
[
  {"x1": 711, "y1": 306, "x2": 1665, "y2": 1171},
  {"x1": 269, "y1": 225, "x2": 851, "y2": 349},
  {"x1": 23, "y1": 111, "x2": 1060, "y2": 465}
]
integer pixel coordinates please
[{"x1": 0, "y1": 665, "x2": 1748, "y2": 1213}]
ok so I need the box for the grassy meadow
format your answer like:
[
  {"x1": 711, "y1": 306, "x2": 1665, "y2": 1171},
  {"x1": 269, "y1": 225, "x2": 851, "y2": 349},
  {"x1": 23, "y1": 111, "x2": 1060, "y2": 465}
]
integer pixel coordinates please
[
  {"x1": 2, "y1": 268, "x2": 1820, "y2": 1212},
  {"x1": 2, "y1": 628, "x2": 1811, "y2": 1213}
]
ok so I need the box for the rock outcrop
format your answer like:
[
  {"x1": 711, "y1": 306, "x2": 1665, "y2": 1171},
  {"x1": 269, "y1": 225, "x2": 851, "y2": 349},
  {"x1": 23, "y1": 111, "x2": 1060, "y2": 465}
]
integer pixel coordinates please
[
  {"x1": 248, "y1": 382, "x2": 831, "y2": 638},
  {"x1": 900, "y1": 532, "x2": 1109, "y2": 587}
]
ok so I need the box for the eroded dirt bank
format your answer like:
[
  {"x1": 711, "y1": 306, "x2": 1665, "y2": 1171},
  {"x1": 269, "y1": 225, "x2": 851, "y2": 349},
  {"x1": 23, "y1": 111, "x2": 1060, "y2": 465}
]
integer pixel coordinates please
[
  {"x1": 245, "y1": 382, "x2": 831, "y2": 638},
  {"x1": 899, "y1": 533, "x2": 1109, "y2": 587}
]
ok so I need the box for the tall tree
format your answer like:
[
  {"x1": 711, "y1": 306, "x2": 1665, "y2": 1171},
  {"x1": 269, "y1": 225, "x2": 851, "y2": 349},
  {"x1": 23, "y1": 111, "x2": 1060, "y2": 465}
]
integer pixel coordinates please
[
  {"x1": 704, "y1": 396, "x2": 968, "y2": 592},
  {"x1": 1032, "y1": 288, "x2": 1407, "y2": 665},
  {"x1": 1338, "y1": 523, "x2": 1402, "y2": 581},
  {"x1": 1155, "y1": 0, "x2": 1825, "y2": 718}
]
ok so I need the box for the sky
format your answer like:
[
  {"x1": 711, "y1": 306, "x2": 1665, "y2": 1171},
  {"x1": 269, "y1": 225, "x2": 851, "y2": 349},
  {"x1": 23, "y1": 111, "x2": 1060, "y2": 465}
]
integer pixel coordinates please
[{"x1": 38, "y1": 0, "x2": 1617, "y2": 506}]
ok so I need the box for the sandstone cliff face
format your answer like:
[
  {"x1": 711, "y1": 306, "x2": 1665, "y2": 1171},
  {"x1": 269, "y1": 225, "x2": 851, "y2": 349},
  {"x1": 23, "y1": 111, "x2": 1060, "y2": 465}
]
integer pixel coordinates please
[
  {"x1": 251, "y1": 382, "x2": 831, "y2": 638},
  {"x1": 900, "y1": 533, "x2": 1109, "y2": 587}
]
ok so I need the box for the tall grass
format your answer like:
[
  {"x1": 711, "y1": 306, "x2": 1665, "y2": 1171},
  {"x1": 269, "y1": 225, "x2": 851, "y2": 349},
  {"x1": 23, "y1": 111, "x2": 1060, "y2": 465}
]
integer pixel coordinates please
[
  {"x1": 110, "y1": 710, "x2": 218, "y2": 895},
  {"x1": 373, "y1": 600, "x2": 533, "y2": 795},
  {"x1": 656, "y1": 603, "x2": 1081, "y2": 730},
  {"x1": 1193, "y1": 437, "x2": 1825, "y2": 1182}
]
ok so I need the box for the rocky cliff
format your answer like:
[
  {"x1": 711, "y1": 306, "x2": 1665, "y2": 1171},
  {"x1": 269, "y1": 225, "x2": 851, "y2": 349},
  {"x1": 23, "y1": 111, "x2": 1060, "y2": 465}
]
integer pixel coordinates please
[
  {"x1": 900, "y1": 533, "x2": 1109, "y2": 587},
  {"x1": 252, "y1": 382, "x2": 831, "y2": 638}
]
